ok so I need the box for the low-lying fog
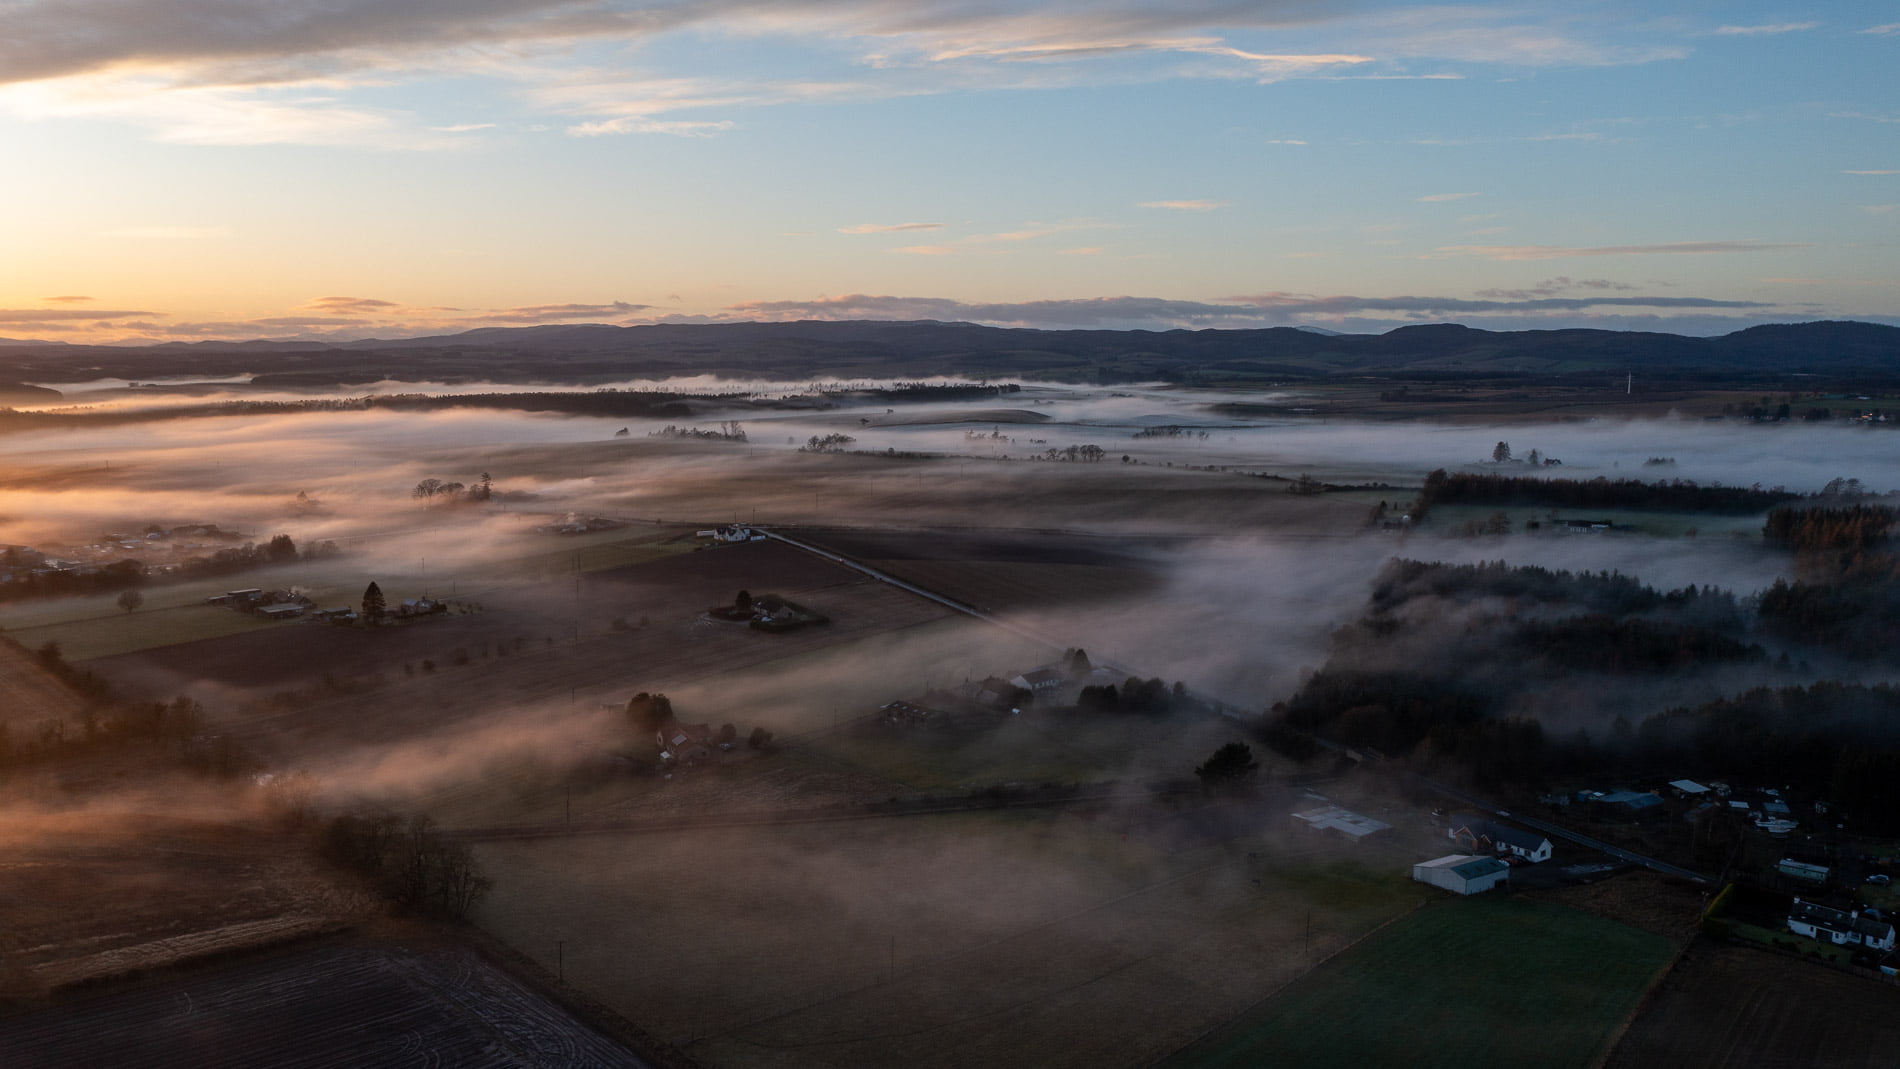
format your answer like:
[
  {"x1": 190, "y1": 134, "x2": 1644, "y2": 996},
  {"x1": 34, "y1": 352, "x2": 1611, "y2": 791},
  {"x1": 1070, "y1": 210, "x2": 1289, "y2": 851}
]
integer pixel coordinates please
[{"x1": 1, "y1": 375, "x2": 1867, "y2": 804}]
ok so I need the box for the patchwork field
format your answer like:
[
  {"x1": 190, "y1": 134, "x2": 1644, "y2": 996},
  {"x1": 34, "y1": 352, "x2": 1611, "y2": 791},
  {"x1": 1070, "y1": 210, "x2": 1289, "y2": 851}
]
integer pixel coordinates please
[
  {"x1": 473, "y1": 812, "x2": 1434, "y2": 1069},
  {"x1": 1164, "y1": 895, "x2": 1676, "y2": 1069},
  {"x1": 1605, "y1": 939, "x2": 1900, "y2": 1069}
]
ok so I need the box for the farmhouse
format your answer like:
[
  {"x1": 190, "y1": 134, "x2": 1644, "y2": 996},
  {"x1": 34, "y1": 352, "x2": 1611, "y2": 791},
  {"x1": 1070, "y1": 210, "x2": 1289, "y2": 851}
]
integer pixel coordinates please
[
  {"x1": 1293, "y1": 804, "x2": 1393, "y2": 841},
  {"x1": 1447, "y1": 815, "x2": 1553, "y2": 863},
  {"x1": 1412, "y1": 854, "x2": 1511, "y2": 895},
  {"x1": 1668, "y1": 779, "x2": 1711, "y2": 798},
  {"x1": 656, "y1": 721, "x2": 714, "y2": 764},
  {"x1": 256, "y1": 603, "x2": 306, "y2": 619},
  {"x1": 1788, "y1": 898, "x2": 1898, "y2": 952},
  {"x1": 1010, "y1": 666, "x2": 1067, "y2": 693}
]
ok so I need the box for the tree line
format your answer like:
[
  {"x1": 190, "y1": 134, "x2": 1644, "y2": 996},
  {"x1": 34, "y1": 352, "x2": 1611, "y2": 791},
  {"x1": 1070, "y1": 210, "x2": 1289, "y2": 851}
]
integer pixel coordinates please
[{"x1": 1415, "y1": 469, "x2": 1801, "y2": 517}]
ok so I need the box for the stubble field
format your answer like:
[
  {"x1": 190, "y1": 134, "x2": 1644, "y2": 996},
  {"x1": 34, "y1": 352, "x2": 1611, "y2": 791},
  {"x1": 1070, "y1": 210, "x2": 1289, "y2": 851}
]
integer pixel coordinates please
[{"x1": 472, "y1": 812, "x2": 1436, "y2": 1069}]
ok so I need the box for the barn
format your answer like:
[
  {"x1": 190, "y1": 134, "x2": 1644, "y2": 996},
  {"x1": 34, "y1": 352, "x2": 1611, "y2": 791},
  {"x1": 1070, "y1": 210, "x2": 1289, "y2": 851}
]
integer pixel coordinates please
[{"x1": 1412, "y1": 854, "x2": 1511, "y2": 896}]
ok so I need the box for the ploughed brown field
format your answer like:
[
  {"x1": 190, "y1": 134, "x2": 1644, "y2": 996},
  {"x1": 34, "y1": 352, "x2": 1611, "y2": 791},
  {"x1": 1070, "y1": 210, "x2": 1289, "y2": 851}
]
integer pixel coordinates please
[
  {"x1": 0, "y1": 938, "x2": 651, "y2": 1068},
  {"x1": 0, "y1": 804, "x2": 368, "y2": 998},
  {"x1": 1605, "y1": 938, "x2": 1900, "y2": 1069}
]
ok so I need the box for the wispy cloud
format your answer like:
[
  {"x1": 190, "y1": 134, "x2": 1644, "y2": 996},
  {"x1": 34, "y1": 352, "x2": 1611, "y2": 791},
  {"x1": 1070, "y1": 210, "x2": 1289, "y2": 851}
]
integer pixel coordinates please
[
  {"x1": 0, "y1": 2, "x2": 1702, "y2": 149},
  {"x1": 568, "y1": 117, "x2": 734, "y2": 137},
  {"x1": 1432, "y1": 240, "x2": 1808, "y2": 260},
  {"x1": 0, "y1": 307, "x2": 160, "y2": 323},
  {"x1": 896, "y1": 245, "x2": 956, "y2": 256},
  {"x1": 1829, "y1": 112, "x2": 1900, "y2": 124},
  {"x1": 1417, "y1": 192, "x2": 1480, "y2": 202},
  {"x1": 40, "y1": 295, "x2": 92, "y2": 304},
  {"x1": 1845, "y1": 170, "x2": 1900, "y2": 175},
  {"x1": 1475, "y1": 277, "x2": 1639, "y2": 299},
  {"x1": 465, "y1": 301, "x2": 651, "y2": 324},
  {"x1": 304, "y1": 296, "x2": 400, "y2": 315},
  {"x1": 724, "y1": 290, "x2": 1776, "y2": 331},
  {"x1": 1058, "y1": 247, "x2": 1104, "y2": 256},
  {"x1": 1265, "y1": 139, "x2": 1307, "y2": 144},
  {"x1": 1857, "y1": 22, "x2": 1900, "y2": 36},
  {"x1": 1711, "y1": 23, "x2": 1819, "y2": 36},
  {"x1": 1864, "y1": 205, "x2": 1898, "y2": 215},
  {"x1": 839, "y1": 222, "x2": 945, "y2": 234},
  {"x1": 1138, "y1": 199, "x2": 1227, "y2": 211}
]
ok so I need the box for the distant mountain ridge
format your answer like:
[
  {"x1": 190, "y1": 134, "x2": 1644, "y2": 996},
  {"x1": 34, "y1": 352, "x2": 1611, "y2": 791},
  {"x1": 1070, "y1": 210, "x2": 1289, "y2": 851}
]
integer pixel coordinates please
[{"x1": 0, "y1": 319, "x2": 1895, "y2": 384}]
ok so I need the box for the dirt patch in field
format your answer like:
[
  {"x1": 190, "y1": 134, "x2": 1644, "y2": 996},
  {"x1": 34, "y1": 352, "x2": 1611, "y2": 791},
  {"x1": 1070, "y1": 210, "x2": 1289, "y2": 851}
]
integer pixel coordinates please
[
  {"x1": 1606, "y1": 937, "x2": 1900, "y2": 1069},
  {"x1": 1528, "y1": 869, "x2": 1708, "y2": 942}
]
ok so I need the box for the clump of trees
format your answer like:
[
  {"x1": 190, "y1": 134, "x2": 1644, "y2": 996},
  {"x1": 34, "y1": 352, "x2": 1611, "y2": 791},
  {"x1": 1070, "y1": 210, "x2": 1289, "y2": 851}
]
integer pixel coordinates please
[
  {"x1": 1039, "y1": 444, "x2": 1107, "y2": 462},
  {"x1": 1195, "y1": 742, "x2": 1258, "y2": 792},
  {"x1": 624, "y1": 692, "x2": 676, "y2": 736},
  {"x1": 412, "y1": 473, "x2": 494, "y2": 504},
  {"x1": 320, "y1": 813, "x2": 491, "y2": 919},
  {"x1": 801, "y1": 433, "x2": 857, "y2": 453},
  {"x1": 651, "y1": 422, "x2": 746, "y2": 441},
  {"x1": 1076, "y1": 677, "x2": 1188, "y2": 715}
]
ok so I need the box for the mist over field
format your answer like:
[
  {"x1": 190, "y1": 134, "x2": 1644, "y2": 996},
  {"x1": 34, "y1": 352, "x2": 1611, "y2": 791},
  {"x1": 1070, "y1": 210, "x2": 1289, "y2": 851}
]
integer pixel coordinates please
[{"x1": 5, "y1": 368, "x2": 1897, "y2": 1069}]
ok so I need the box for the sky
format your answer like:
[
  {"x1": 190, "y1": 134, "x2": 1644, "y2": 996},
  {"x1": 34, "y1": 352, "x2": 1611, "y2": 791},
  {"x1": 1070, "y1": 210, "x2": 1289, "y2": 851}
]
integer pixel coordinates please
[{"x1": 0, "y1": 1, "x2": 1895, "y2": 343}]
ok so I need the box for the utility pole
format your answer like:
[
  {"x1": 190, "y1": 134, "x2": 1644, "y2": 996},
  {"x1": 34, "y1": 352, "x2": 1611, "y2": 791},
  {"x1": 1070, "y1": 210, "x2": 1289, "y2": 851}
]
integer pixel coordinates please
[{"x1": 557, "y1": 940, "x2": 565, "y2": 984}]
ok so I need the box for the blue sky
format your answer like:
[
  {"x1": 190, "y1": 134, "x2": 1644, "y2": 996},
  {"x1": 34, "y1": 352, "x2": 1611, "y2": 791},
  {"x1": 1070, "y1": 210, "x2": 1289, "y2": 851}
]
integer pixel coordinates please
[{"x1": 0, "y1": 1, "x2": 1894, "y2": 341}]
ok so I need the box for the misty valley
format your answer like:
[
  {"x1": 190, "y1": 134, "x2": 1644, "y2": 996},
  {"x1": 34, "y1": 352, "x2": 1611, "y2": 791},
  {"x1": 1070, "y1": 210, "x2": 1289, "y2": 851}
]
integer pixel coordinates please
[{"x1": 2, "y1": 364, "x2": 1900, "y2": 1068}]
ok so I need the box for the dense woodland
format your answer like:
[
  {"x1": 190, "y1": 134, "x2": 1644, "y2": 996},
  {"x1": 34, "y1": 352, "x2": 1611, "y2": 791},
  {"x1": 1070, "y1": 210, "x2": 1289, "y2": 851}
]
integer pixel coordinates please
[
  {"x1": 1265, "y1": 554, "x2": 1900, "y2": 822},
  {"x1": 1415, "y1": 469, "x2": 1802, "y2": 516}
]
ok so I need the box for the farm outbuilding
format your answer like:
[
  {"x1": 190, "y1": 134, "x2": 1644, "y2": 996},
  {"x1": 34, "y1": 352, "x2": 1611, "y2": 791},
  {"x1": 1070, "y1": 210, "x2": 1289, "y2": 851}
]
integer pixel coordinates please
[
  {"x1": 1292, "y1": 804, "x2": 1392, "y2": 841},
  {"x1": 1412, "y1": 855, "x2": 1510, "y2": 895}
]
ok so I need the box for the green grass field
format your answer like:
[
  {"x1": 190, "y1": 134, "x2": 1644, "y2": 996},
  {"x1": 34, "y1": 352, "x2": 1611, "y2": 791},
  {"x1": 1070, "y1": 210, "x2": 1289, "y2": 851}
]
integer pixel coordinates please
[
  {"x1": 4, "y1": 605, "x2": 284, "y2": 661},
  {"x1": 1164, "y1": 895, "x2": 1675, "y2": 1069}
]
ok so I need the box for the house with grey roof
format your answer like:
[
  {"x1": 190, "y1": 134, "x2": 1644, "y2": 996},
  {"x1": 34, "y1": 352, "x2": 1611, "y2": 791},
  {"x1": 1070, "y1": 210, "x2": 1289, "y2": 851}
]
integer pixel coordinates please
[{"x1": 1789, "y1": 898, "x2": 1897, "y2": 952}]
